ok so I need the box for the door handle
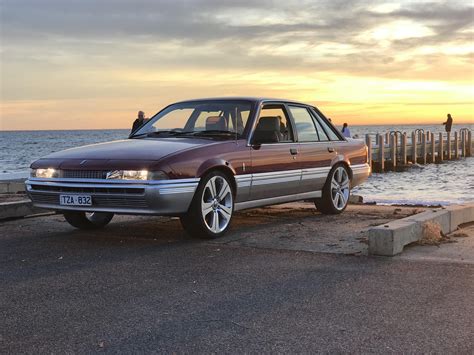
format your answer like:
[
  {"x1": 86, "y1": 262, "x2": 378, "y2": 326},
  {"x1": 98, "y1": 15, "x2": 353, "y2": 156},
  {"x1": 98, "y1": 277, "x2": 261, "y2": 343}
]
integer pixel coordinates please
[
  {"x1": 290, "y1": 148, "x2": 298, "y2": 155},
  {"x1": 327, "y1": 147, "x2": 335, "y2": 153}
]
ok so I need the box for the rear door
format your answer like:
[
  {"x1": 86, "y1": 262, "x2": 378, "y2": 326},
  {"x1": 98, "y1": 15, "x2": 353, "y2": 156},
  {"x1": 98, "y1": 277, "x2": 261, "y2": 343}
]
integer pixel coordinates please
[
  {"x1": 249, "y1": 104, "x2": 301, "y2": 200},
  {"x1": 287, "y1": 105, "x2": 336, "y2": 193}
]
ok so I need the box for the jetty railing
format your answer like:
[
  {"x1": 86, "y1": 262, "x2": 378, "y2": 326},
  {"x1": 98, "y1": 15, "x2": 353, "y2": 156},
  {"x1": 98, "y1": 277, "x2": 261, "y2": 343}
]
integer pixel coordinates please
[{"x1": 364, "y1": 129, "x2": 472, "y2": 173}]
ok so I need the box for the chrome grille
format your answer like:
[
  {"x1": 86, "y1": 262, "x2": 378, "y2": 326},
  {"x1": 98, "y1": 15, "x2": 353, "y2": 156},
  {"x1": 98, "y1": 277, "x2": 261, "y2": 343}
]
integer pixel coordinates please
[
  {"x1": 62, "y1": 170, "x2": 107, "y2": 179},
  {"x1": 30, "y1": 185, "x2": 144, "y2": 195}
]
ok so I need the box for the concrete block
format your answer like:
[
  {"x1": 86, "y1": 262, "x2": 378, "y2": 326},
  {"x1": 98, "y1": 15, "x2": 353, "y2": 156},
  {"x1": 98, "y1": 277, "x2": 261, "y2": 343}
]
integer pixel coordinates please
[
  {"x1": 447, "y1": 204, "x2": 474, "y2": 231},
  {"x1": 0, "y1": 200, "x2": 46, "y2": 220},
  {"x1": 369, "y1": 220, "x2": 421, "y2": 256},
  {"x1": 405, "y1": 209, "x2": 451, "y2": 234},
  {"x1": 368, "y1": 204, "x2": 474, "y2": 256},
  {"x1": 0, "y1": 182, "x2": 26, "y2": 193}
]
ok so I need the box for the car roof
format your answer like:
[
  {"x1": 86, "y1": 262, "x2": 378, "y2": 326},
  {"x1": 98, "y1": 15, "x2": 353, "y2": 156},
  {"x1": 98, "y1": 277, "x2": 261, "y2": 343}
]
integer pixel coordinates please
[{"x1": 172, "y1": 97, "x2": 310, "y2": 106}]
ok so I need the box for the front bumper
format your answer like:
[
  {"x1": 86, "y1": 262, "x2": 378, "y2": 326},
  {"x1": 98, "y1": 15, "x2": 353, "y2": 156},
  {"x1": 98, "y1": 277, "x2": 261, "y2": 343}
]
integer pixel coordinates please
[{"x1": 26, "y1": 177, "x2": 200, "y2": 216}]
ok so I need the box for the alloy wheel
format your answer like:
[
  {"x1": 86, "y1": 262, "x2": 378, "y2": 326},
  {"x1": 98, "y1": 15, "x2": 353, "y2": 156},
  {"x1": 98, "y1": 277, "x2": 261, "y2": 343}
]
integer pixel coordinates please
[
  {"x1": 201, "y1": 176, "x2": 233, "y2": 233},
  {"x1": 330, "y1": 166, "x2": 350, "y2": 210}
]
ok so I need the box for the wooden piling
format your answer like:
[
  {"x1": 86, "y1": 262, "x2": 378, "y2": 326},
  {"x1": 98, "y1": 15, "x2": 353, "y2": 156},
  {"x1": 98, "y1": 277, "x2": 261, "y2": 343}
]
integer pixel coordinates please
[
  {"x1": 366, "y1": 135, "x2": 372, "y2": 167},
  {"x1": 447, "y1": 132, "x2": 452, "y2": 160},
  {"x1": 430, "y1": 133, "x2": 435, "y2": 163},
  {"x1": 401, "y1": 133, "x2": 407, "y2": 165},
  {"x1": 461, "y1": 131, "x2": 466, "y2": 157},
  {"x1": 385, "y1": 132, "x2": 389, "y2": 145},
  {"x1": 438, "y1": 132, "x2": 444, "y2": 162},
  {"x1": 389, "y1": 134, "x2": 396, "y2": 170},
  {"x1": 454, "y1": 132, "x2": 459, "y2": 159},
  {"x1": 421, "y1": 133, "x2": 427, "y2": 164},
  {"x1": 466, "y1": 131, "x2": 472, "y2": 157},
  {"x1": 411, "y1": 132, "x2": 417, "y2": 164},
  {"x1": 378, "y1": 134, "x2": 385, "y2": 172}
]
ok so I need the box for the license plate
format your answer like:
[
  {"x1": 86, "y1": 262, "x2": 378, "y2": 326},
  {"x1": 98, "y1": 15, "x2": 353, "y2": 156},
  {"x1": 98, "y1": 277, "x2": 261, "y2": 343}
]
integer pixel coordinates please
[{"x1": 59, "y1": 194, "x2": 92, "y2": 206}]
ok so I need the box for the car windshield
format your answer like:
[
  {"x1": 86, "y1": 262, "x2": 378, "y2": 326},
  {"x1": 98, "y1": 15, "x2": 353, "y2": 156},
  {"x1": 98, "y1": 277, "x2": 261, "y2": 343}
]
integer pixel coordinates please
[{"x1": 132, "y1": 100, "x2": 253, "y2": 139}]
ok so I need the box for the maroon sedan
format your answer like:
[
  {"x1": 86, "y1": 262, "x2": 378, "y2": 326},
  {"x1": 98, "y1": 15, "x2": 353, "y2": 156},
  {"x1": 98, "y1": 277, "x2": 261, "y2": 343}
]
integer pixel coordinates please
[{"x1": 26, "y1": 98, "x2": 370, "y2": 238}]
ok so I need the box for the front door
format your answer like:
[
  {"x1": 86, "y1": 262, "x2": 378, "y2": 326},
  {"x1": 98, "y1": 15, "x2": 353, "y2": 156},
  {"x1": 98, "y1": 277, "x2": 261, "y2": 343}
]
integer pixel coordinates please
[{"x1": 249, "y1": 104, "x2": 300, "y2": 200}]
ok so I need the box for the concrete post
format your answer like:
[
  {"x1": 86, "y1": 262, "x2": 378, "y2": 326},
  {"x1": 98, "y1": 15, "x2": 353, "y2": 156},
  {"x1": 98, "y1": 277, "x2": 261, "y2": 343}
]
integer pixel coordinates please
[
  {"x1": 454, "y1": 131, "x2": 459, "y2": 159},
  {"x1": 366, "y1": 135, "x2": 372, "y2": 167},
  {"x1": 378, "y1": 134, "x2": 385, "y2": 172},
  {"x1": 438, "y1": 132, "x2": 444, "y2": 162},
  {"x1": 430, "y1": 133, "x2": 435, "y2": 163},
  {"x1": 447, "y1": 132, "x2": 452, "y2": 160},
  {"x1": 390, "y1": 134, "x2": 396, "y2": 170},
  {"x1": 411, "y1": 131, "x2": 417, "y2": 164},
  {"x1": 468, "y1": 131, "x2": 472, "y2": 157},
  {"x1": 421, "y1": 133, "x2": 427, "y2": 164},
  {"x1": 401, "y1": 133, "x2": 407, "y2": 165}
]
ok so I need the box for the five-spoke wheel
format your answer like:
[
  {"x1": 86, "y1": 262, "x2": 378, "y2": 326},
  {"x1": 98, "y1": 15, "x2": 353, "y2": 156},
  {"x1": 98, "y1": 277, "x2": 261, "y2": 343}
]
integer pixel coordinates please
[
  {"x1": 181, "y1": 171, "x2": 234, "y2": 238},
  {"x1": 315, "y1": 164, "x2": 351, "y2": 214}
]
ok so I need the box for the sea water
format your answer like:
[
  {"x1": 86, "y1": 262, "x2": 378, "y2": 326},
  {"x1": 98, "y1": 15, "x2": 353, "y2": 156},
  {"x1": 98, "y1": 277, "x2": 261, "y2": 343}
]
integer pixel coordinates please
[{"x1": 1, "y1": 124, "x2": 473, "y2": 205}]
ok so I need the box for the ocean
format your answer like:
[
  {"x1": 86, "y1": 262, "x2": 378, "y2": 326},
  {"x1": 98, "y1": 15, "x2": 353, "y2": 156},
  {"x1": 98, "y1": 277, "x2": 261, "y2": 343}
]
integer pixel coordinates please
[{"x1": 1, "y1": 124, "x2": 473, "y2": 206}]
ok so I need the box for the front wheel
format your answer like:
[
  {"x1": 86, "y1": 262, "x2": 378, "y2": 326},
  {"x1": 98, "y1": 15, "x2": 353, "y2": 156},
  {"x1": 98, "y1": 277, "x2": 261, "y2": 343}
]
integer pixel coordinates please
[
  {"x1": 315, "y1": 164, "x2": 351, "y2": 214},
  {"x1": 180, "y1": 171, "x2": 234, "y2": 239},
  {"x1": 63, "y1": 211, "x2": 114, "y2": 230}
]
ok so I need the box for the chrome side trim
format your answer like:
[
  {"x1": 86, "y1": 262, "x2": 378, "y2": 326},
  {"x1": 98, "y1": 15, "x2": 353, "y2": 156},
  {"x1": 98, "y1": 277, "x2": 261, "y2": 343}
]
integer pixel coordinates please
[
  {"x1": 234, "y1": 190, "x2": 322, "y2": 211},
  {"x1": 251, "y1": 169, "x2": 302, "y2": 185},
  {"x1": 301, "y1": 167, "x2": 331, "y2": 181},
  {"x1": 235, "y1": 174, "x2": 252, "y2": 188}
]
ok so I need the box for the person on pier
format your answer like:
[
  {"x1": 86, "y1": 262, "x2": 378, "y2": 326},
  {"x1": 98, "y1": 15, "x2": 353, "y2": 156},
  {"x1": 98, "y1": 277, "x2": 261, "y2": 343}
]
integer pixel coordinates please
[
  {"x1": 341, "y1": 123, "x2": 351, "y2": 138},
  {"x1": 443, "y1": 113, "x2": 453, "y2": 133}
]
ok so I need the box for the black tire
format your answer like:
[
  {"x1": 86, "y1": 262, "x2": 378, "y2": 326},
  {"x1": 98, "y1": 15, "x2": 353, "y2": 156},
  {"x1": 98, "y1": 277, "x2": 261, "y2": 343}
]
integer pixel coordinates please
[
  {"x1": 180, "y1": 171, "x2": 234, "y2": 239},
  {"x1": 315, "y1": 164, "x2": 351, "y2": 214},
  {"x1": 63, "y1": 211, "x2": 114, "y2": 230}
]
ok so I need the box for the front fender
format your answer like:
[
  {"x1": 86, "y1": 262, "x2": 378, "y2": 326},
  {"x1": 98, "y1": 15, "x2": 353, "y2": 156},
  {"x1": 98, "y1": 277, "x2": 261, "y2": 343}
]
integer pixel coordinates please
[{"x1": 196, "y1": 158, "x2": 237, "y2": 178}]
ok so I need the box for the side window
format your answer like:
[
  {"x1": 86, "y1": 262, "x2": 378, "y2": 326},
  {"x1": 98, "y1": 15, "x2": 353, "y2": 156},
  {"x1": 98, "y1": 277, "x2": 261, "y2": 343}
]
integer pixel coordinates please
[
  {"x1": 311, "y1": 109, "x2": 341, "y2": 141},
  {"x1": 288, "y1": 106, "x2": 319, "y2": 142},
  {"x1": 254, "y1": 105, "x2": 294, "y2": 143},
  {"x1": 313, "y1": 119, "x2": 330, "y2": 141}
]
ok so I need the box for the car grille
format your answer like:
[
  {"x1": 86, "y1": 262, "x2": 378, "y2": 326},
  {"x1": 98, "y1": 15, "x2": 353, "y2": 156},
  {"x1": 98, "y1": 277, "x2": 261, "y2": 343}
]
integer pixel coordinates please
[
  {"x1": 30, "y1": 185, "x2": 144, "y2": 195},
  {"x1": 61, "y1": 170, "x2": 107, "y2": 179},
  {"x1": 29, "y1": 192, "x2": 149, "y2": 208}
]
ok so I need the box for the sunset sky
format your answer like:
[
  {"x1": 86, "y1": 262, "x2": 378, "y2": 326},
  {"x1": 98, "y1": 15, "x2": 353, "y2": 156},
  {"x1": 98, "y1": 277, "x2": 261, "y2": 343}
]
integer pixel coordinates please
[{"x1": 1, "y1": 0, "x2": 473, "y2": 130}]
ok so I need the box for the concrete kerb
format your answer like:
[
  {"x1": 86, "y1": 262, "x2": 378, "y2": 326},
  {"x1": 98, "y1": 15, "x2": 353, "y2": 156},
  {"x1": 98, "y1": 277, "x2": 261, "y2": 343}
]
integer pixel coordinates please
[
  {"x1": 0, "y1": 181, "x2": 26, "y2": 194},
  {"x1": 369, "y1": 204, "x2": 474, "y2": 256},
  {"x1": 0, "y1": 200, "x2": 48, "y2": 220}
]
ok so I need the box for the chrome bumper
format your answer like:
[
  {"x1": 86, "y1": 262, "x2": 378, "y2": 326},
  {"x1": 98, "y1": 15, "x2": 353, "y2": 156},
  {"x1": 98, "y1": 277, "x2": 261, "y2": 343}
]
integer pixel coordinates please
[
  {"x1": 25, "y1": 177, "x2": 199, "y2": 216},
  {"x1": 350, "y1": 163, "x2": 371, "y2": 187}
]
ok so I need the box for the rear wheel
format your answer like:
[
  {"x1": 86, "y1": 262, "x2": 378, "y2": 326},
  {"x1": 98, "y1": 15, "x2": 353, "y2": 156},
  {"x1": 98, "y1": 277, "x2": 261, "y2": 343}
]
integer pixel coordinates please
[
  {"x1": 315, "y1": 164, "x2": 350, "y2": 214},
  {"x1": 180, "y1": 171, "x2": 234, "y2": 239},
  {"x1": 63, "y1": 211, "x2": 114, "y2": 230}
]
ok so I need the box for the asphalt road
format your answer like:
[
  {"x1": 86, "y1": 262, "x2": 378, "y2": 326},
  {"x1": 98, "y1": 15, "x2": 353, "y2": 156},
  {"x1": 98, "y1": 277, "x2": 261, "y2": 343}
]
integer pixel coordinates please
[{"x1": 1, "y1": 212, "x2": 473, "y2": 353}]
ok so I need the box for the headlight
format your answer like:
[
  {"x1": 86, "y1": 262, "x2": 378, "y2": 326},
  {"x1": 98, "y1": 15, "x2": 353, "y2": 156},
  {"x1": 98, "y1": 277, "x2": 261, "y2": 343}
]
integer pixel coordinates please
[
  {"x1": 31, "y1": 168, "x2": 59, "y2": 178},
  {"x1": 106, "y1": 170, "x2": 168, "y2": 180}
]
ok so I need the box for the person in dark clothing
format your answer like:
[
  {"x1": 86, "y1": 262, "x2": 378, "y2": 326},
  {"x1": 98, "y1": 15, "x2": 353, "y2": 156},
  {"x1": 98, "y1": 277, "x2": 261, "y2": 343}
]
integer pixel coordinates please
[
  {"x1": 131, "y1": 111, "x2": 147, "y2": 133},
  {"x1": 443, "y1": 113, "x2": 453, "y2": 133}
]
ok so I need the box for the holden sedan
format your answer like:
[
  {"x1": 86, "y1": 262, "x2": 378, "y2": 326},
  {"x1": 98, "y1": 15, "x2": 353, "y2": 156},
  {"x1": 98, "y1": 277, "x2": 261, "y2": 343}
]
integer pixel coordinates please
[{"x1": 26, "y1": 97, "x2": 370, "y2": 238}]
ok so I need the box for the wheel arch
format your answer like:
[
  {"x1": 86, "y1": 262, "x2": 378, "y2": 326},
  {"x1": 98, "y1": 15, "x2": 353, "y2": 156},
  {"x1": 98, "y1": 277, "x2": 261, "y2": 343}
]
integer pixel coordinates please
[{"x1": 196, "y1": 161, "x2": 237, "y2": 195}]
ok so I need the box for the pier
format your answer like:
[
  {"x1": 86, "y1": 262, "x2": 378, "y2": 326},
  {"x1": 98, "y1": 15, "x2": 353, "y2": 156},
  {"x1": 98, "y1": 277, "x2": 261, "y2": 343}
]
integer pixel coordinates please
[{"x1": 364, "y1": 129, "x2": 472, "y2": 173}]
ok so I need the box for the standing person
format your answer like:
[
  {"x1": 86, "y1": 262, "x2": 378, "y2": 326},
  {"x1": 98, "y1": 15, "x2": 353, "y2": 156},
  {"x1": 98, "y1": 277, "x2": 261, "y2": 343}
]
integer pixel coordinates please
[
  {"x1": 341, "y1": 123, "x2": 351, "y2": 138},
  {"x1": 131, "y1": 111, "x2": 147, "y2": 133},
  {"x1": 442, "y1": 113, "x2": 453, "y2": 133}
]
